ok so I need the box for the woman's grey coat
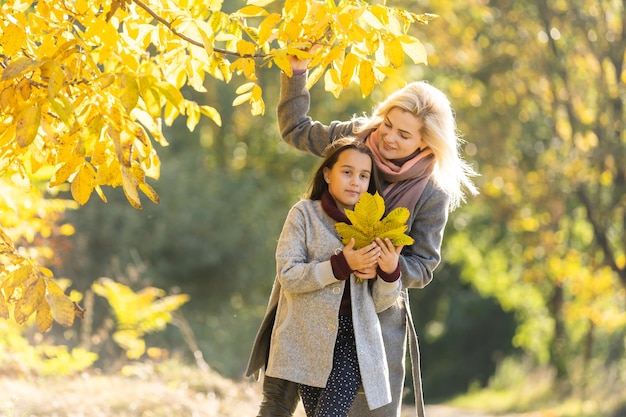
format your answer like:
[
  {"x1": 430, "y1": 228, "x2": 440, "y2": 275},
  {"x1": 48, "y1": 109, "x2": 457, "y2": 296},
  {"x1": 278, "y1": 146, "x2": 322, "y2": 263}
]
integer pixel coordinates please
[
  {"x1": 274, "y1": 72, "x2": 450, "y2": 417},
  {"x1": 263, "y1": 199, "x2": 401, "y2": 410}
]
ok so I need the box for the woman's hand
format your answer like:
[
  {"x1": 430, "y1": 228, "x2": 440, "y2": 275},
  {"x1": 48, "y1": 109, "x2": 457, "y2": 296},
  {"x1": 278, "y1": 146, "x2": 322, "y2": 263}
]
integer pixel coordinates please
[
  {"x1": 343, "y1": 238, "x2": 380, "y2": 279},
  {"x1": 375, "y1": 237, "x2": 403, "y2": 274},
  {"x1": 289, "y1": 54, "x2": 309, "y2": 72},
  {"x1": 289, "y1": 44, "x2": 323, "y2": 72}
]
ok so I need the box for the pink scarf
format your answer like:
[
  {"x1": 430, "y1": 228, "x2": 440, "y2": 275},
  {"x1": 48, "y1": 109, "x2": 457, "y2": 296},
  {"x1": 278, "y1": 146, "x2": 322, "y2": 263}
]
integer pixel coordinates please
[{"x1": 365, "y1": 129, "x2": 436, "y2": 217}]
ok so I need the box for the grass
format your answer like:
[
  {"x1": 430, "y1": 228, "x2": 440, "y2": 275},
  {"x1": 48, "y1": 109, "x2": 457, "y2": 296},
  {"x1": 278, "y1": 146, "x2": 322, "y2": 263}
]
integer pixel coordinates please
[
  {"x1": 446, "y1": 357, "x2": 625, "y2": 417},
  {"x1": 1, "y1": 356, "x2": 624, "y2": 417},
  {"x1": 0, "y1": 359, "x2": 282, "y2": 417}
]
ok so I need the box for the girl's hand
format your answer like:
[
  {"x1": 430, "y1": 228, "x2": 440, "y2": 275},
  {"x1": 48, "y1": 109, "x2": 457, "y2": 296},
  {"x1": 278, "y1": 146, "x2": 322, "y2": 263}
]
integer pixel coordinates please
[
  {"x1": 354, "y1": 267, "x2": 377, "y2": 280},
  {"x1": 375, "y1": 237, "x2": 403, "y2": 274},
  {"x1": 343, "y1": 238, "x2": 380, "y2": 279}
]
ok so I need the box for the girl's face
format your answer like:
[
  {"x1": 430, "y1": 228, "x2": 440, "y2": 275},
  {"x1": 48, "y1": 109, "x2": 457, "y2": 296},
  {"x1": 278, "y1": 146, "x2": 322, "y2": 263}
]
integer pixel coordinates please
[
  {"x1": 376, "y1": 107, "x2": 425, "y2": 160},
  {"x1": 323, "y1": 149, "x2": 372, "y2": 212}
]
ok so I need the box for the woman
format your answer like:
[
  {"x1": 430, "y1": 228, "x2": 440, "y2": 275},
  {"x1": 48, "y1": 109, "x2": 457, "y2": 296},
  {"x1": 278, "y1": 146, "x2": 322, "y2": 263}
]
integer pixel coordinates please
[{"x1": 247, "y1": 56, "x2": 478, "y2": 417}]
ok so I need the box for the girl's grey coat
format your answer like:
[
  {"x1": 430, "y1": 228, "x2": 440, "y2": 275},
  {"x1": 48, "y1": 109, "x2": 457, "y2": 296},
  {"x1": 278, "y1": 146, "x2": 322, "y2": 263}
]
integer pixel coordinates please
[
  {"x1": 271, "y1": 72, "x2": 449, "y2": 417},
  {"x1": 264, "y1": 199, "x2": 401, "y2": 410}
]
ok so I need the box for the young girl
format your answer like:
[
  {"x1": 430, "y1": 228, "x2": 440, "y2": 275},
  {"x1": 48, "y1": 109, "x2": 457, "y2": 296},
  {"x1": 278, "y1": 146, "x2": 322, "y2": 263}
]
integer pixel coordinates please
[{"x1": 259, "y1": 137, "x2": 403, "y2": 417}]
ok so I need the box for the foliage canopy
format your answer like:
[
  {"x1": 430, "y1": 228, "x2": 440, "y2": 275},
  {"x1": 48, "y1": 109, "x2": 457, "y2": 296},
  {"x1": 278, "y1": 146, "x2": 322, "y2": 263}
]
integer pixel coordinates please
[{"x1": 0, "y1": 0, "x2": 433, "y2": 330}]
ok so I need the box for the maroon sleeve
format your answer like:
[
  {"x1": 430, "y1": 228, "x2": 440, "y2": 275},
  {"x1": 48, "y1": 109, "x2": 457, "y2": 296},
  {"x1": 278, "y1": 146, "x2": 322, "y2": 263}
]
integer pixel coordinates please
[
  {"x1": 330, "y1": 252, "x2": 353, "y2": 281},
  {"x1": 377, "y1": 264, "x2": 401, "y2": 282}
]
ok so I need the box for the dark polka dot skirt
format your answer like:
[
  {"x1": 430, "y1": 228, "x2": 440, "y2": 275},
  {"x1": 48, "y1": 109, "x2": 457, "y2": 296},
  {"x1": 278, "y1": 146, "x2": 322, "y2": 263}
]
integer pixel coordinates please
[{"x1": 299, "y1": 314, "x2": 361, "y2": 417}]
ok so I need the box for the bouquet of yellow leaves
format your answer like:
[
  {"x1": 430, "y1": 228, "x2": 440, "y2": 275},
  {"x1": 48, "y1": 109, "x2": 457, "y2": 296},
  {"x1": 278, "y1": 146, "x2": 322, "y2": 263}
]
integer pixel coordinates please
[{"x1": 335, "y1": 192, "x2": 414, "y2": 249}]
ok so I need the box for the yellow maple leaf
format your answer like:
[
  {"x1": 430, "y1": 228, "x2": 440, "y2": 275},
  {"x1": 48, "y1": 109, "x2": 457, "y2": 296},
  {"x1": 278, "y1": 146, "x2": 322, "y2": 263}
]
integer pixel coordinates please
[{"x1": 335, "y1": 192, "x2": 414, "y2": 249}]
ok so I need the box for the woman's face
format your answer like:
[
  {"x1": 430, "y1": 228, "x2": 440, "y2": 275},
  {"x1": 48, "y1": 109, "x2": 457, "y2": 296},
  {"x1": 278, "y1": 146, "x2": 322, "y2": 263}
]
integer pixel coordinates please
[
  {"x1": 376, "y1": 107, "x2": 424, "y2": 160},
  {"x1": 323, "y1": 149, "x2": 372, "y2": 212}
]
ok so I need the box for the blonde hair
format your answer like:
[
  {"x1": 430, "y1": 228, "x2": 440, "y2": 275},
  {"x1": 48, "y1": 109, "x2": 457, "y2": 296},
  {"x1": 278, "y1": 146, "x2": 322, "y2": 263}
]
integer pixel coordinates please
[{"x1": 354, "y1": 81, "x2": 478, "y2": 211}]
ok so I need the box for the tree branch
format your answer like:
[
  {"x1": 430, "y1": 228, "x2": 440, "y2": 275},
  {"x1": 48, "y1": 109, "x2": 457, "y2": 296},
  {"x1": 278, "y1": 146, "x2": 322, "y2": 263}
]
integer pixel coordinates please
[
  {"x1": 131, "y1": 0, "x2": 268, "y2": 58},
  {"x1": 576, "y1": 184, "x2": 626, "y2": 287}
]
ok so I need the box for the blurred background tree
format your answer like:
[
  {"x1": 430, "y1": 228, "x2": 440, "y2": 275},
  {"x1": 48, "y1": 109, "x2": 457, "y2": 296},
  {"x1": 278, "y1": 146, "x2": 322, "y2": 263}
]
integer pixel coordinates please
[{"x1": 405, "y1": 0, "x2": 626, "y2": 407}]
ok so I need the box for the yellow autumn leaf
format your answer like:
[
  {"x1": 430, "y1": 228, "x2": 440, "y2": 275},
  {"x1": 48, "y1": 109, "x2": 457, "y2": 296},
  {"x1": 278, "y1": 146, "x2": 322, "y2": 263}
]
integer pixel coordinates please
[
  {"x1": 272, "y1": 50, "x2": 293, "y2": 77},
  {"x1": 16, "y1": 77, "x2": 33, "y2": 101},
  {"x1": 335, "y1": 222, "x2": 372, "y2": 249},
  {"x1": 94, "y1": 184, "x2": 108, "y2": 203},
  {"x1": 341, "y1": 52, "x2": 359, "y2": 87},
  {"x1": 335, "y1": 192, "x2": 414, "y2": 249},
  {"x1": 48, "y1": 95, "x2": 74, "y2": 124},
  {"x1": 401, "y1": 36, "x2": 428, "y2": 65},
  {"x1": 246, "y1": 0, "x2": 276, "y2": 6},
  {"x1": 0, "y1": 227, "x2": 15, "y2": 254},
  {"x1": 236, "y1": 82, "x2": 255, "y2": 94},
  {"x1": 358, "y1": 59, "x2": 375, "y2": 97},
  {"x1": 36, "y1": 300, "x2": 54, "y2": 332},
  {"x1": 233, "y1": 91, "x2": 252, "y2": 107},
  {"x1": 250, "y1": 97, "x2": 265, "y2": 115},
  {"x1": 236, "y1": 39, "x2": 257, "y2": 56},
  {"x1": 307, "y1": 64, "x2": 325, "y2": 89},
  {"x1": 196, "y1": 20, "x2": 215, "y2": 59},
  {"x1": 0, "y1": 22, "x2": 27, "y2": 56},
  {"x1": 38, "y1": 265, "x2": 54, "y2": 278},
  {"x1": 45, "y1": 279, "x2": 75, "y2": 328},
  {"x1": 236, "y1": 5, "x2": 269, "y2": 17},
  {"x1": 382, "y1": 205, "x2": 410, "y2": 224},
  {"x1": 242, "y1": 57, "x2": 257, "y2": 80},
  {"x1": 157, "y1": 81, "x2": 185, "y2": 114},
  {"x1": 119, "y1": 73, "x2": 139, "y2": 112},
  {"x1": 70, "y1": 162, "x2": 96, "y2": 205},
  {"x1": 1, "y1": 57, "x2": 42, "y2": 81},
  {"x1": 208, "y1": 54, "x2": 231, "y2": 82},
  {"x1": 138, "y1": 181, "x2": 160, "y2": 204},
  {"x1": 199, "y1": 105, "x2": 222, "y2": 127},
  {"x1": 186, "y1": 101, "x2": 200, "y2": 131},
  {"x1": 46, "y1": 61, "x2": 65, "y2": 98},
  {"x1": 0, "y1": 85, "x2": 16, "y2": 110},
  {"x1": 345, "y1": 191, "x2": 385, "y2": 229},
  {"x1": 142, "y1": 86, "x2": 162, "y2": 118},
  {"x1": 361, "y1": 8, "x2": 384, "y2": 30},
  {"x1": 257, "y1": 13, "x2": 282, "y2": 44},
  {"x1": 51, "y1": 158, "x2": 81, "y2": 187},
  {"x1": 15, "y1": 104, "x2": 41, "y2": 147},
  {"x1": 15, "y1": 275, "x2": 45, "y2": 324},
  {"x1": 1, "y1": 264, "x2": 33, "y2": 300},
  {"x1": 0, "y1": 293, "x2": 9, "y2": 320},
  {"x1": 324, "y1": 67, "x2": 342, "y2": 98},
  {"x1": 385, "y1": 37, "x2": 405, "y2": 68},
  {"x1": 121, "y1": 164, "x2": 142, "y2": 209}
]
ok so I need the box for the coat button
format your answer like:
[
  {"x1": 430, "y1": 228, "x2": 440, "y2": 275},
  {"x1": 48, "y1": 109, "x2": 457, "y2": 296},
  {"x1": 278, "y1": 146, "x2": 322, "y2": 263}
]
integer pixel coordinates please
[{"x1": 332, "y1": 286, "x2": 341, "y2": 294}]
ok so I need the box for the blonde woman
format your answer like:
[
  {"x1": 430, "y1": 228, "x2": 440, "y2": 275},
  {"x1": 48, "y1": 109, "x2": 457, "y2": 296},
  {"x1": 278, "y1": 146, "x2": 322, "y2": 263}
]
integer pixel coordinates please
[{"x1": 247, "y1": 56, "x2": 478, "y2": 417}]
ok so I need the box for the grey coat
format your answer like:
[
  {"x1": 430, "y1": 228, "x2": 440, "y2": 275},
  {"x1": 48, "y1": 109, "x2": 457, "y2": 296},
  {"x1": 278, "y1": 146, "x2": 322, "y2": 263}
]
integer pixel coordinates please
[
  {"x1": 274, "y1": 72, "x2": 450, "y2": 417},
  {"x1": 263, "y1": 199, "x2": 401, "y2": 410}
]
